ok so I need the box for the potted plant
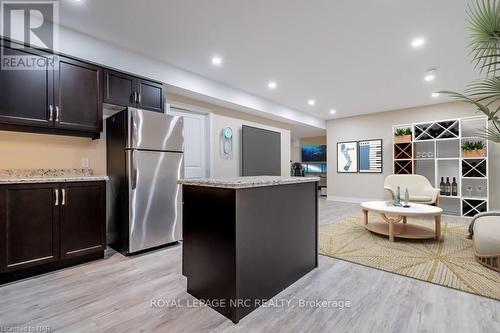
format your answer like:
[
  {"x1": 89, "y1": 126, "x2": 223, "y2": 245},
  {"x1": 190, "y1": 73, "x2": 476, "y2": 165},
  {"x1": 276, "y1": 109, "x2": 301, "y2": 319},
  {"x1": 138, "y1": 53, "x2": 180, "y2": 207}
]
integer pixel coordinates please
[
  {"x1": 394, "y1": 128, "x2": 412, "y2": 143},
  {"x1": 440, "y1": 0, "x2": 500, "y2": 143},
  {"x1": 462, "y1": 141, "x2": 486, "y2": 158}
]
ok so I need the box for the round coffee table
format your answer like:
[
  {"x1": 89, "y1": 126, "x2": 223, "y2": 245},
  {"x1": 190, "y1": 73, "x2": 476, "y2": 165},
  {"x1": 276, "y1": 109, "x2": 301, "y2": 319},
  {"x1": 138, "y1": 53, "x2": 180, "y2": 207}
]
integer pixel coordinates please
[{"x1": 361, "y1": 201, "x2": 443, "y2": 242}]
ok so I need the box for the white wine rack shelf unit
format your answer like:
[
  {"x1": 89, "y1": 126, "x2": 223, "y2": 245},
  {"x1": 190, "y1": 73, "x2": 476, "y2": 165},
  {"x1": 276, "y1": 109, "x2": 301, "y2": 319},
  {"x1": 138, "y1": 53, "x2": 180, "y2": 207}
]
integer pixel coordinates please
[{"x1": 392, "y1": 116, "x2": 489, "y2": 217}]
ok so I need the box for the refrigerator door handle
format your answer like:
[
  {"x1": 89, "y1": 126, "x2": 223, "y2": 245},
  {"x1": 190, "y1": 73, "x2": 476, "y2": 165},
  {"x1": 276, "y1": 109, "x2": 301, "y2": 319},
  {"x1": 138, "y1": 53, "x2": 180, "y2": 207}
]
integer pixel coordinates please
[
  {"x1": 129, "y1": 111, "x2": 135, "y2": 148},
  {"x1": 131, "y1": 150, "x2": 138, "y2": 190}
]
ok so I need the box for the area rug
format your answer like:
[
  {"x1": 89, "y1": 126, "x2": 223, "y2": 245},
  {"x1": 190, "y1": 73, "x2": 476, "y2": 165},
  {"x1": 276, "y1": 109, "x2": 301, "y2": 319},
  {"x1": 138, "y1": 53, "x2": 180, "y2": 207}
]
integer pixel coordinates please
[{"x1": 319, "y1": 213, "x2": 500, "y2": 301}]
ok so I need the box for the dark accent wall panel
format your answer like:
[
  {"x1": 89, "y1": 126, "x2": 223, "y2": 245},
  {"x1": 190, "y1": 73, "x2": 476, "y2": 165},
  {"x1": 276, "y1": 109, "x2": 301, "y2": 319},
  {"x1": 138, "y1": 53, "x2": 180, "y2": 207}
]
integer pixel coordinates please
[{"x1": 241, "y1": 125, "x2": 281, "y2": 176}]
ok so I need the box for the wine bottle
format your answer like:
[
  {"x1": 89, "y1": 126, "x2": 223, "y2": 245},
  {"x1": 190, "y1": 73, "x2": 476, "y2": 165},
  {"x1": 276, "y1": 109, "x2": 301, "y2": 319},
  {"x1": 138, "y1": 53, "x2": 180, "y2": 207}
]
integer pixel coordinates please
[
  {"x1": 445, "y1": 177, "x2": 451, "y2": 196},
  {"x1": 452, "y1": 177, "x2": 458, "y2": 196},
  {"x1": 440, "y1": 177, "x2": 445, "y2": 195}
]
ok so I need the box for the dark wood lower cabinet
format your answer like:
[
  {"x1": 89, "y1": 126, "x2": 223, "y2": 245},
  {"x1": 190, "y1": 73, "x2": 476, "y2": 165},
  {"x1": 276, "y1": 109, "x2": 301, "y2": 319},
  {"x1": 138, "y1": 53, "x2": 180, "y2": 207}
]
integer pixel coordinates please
[
  {"x1": 0, "y1": 183, "x2": 59, "y2": 273},
  {"x1": 0, "y1": 181, "x2": 106, "y2": 283},
  {"x1": 60, "y1": 182, "x2": 106, "y2": 259}
]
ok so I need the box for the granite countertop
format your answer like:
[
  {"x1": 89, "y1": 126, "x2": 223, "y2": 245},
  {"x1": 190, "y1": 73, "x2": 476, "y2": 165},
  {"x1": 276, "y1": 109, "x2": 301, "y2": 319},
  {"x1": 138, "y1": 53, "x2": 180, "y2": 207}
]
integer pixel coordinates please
[
  {"x1": 0, "y1": 169, "x2": 109, "y2": 184},
  {"x1": 178, "y1": 176, "x2": 320, "y2": 189}
]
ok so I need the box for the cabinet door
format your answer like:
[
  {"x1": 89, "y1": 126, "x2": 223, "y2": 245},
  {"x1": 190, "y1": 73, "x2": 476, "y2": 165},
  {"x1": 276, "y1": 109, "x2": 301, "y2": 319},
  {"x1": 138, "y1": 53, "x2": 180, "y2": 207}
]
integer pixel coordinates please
[
  {"x1": 136, "y1": 79, "x2": 164, "y2": 113},
  {"x1": 54, "y1": 57, "x2": 102, "y2": 132},
  {"x1": 60, "y1": 182, "x2": 105, "y2": 259},
  {"x1": 0, "y1": 184, "x2": 59, "y2": 273},
  {"x1": 103, "y1": 69, "x2": 136, "y2": 107},
  {"x1": 0, "y1": 42, "x2": 54, "y2": 128}
]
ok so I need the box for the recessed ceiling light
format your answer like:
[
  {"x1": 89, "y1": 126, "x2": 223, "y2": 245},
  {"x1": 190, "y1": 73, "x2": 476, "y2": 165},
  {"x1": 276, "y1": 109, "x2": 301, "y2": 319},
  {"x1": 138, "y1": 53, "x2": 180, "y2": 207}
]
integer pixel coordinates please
[
  {"x1": 211, "y1": 56, "x2": 223, "y2": 66},
  {"x1": 432, "y1": 92, "x2": 440, "y2": 98},
  {"x1": 411, "y1": 38, "x2": 425, "y2": 48},
  {"x1": 308, "y1": 99, "x2": 316, "y2": 106},
  {"x1": 424, "y1": 68, "x2": 437, "y2": 82},
  {"x1": 268, "y1": 81, "x2": 277, "y2": 89},
  {"x1": 330, "y1": 109, "x2": 336, "y2": 115}
]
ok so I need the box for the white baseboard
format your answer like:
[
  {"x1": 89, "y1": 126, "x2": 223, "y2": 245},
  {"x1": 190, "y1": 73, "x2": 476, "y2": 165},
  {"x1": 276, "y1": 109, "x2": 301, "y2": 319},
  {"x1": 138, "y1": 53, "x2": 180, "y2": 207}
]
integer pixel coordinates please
[{"x1": 327, "y1": 196, "x2": 382, "y2": 204}]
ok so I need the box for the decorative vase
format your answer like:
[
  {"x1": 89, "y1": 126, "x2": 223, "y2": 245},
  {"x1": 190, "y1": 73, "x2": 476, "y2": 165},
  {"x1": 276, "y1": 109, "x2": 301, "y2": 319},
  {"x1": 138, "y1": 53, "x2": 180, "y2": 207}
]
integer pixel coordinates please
[{"x1": 394, "y1": 186, "x2": 402, "y2": 207}]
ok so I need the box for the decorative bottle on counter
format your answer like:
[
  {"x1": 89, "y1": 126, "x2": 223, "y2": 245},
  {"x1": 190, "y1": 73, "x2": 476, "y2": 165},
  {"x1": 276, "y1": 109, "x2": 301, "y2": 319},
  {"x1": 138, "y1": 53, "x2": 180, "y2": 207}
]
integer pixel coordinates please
[
  {"x1": 405, "y1": 188, "x2": 410, "y2": 207},
  {"x1": 440, "y1": 177, "x2": 445, "y2": 195},
  {"x1": 452, "y1": 177, "x2": 458, "y2": 196},
  {"x1": 445, "y1": 177, "x2": 451, "y2": 196}
]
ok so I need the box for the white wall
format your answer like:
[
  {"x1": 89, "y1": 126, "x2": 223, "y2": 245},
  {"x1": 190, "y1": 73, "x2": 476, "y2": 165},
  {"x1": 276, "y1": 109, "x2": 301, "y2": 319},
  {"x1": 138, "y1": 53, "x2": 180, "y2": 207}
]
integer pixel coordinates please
[
  {"x1": 327, "y1": 102, "x2": 500, "y2": 209},
  {"x1": 211, "y1": 114, "x2": 291, "y2": 178}
]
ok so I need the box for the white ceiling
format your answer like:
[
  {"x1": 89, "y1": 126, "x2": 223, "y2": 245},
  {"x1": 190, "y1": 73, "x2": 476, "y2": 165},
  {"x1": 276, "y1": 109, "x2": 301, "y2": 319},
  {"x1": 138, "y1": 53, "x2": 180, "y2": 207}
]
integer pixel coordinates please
[{"x1": 59, "y1": 0, "x2": 477, "y2": 121}]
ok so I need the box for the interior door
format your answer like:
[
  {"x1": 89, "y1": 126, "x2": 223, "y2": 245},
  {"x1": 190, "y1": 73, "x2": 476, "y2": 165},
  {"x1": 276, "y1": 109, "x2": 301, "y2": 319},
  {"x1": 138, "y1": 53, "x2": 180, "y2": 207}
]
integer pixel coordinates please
[
  {"x1": 127, "y1": 150, "x2": 183, "y2": 253},
  {"x1": 169, "y1": 108, "x2": 209, "y2": 178}
]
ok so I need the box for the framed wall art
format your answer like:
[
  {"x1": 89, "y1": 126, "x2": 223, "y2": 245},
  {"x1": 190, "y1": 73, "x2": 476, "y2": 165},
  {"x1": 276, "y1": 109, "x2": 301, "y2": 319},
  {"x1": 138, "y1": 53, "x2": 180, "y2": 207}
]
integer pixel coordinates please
[
  {"x1": 359, "y1": 139, "x2": 383, "y2": 173},
  {"x1": 337, "y1": 141, "x2": 358, "y2": 173}
]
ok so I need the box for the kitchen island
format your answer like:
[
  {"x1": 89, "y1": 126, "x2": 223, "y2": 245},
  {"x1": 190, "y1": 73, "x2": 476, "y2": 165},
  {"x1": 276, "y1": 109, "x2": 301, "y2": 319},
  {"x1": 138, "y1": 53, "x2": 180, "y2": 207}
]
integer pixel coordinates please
[{"x1": 179, "y1": 176, "x2": 319, "y2": 323}]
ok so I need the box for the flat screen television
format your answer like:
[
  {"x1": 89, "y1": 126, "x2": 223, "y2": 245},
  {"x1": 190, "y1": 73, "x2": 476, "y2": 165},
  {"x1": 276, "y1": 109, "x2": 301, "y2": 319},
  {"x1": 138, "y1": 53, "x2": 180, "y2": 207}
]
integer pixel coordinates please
[{"x1": 302, "y1": 145, "x2": 327, "y2": 162}]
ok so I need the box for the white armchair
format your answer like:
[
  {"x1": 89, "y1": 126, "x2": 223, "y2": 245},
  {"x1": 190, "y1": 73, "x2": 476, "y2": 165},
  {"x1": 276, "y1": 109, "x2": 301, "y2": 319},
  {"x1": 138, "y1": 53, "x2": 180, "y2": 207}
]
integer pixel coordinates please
[
  {"x1": 469, "y1": 212, "x2": 500, "y2": 272},
  {"x1": 384, "y1": 175, "x2": 440, "y2": 206}
]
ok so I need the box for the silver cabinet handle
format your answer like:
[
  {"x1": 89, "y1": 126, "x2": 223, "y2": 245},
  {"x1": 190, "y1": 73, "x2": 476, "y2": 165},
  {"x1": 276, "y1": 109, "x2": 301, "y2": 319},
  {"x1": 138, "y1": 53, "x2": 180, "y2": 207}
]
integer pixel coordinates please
[
  {"x1": 55, "y1": 106, "x2": 60, "y2": 122},
  {"x1": 49, "y1": 105, "x2": 54, "y2": 121},
  {"x1": 54, "y1": 189, "x2": 59, "y2": 206},
  {"x1": 61, "y1": 189, "x2": 66, "y2": 206},
  {"x1": 137, "y1": 93, "x2": 141, "y2": 104}
]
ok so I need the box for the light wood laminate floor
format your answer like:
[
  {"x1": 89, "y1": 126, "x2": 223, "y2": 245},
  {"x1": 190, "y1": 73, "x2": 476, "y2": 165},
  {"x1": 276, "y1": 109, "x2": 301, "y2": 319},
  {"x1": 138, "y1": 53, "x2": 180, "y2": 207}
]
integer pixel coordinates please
[{"x1": 0, "y1": 199, "x2": 498, "y2": 333}]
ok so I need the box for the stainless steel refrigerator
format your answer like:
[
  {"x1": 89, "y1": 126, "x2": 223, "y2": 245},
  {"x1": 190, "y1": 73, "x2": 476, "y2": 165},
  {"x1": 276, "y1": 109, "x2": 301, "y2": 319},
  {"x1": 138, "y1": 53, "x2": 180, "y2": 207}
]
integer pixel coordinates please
[{"x1": 106, "y1": 108, "x2": 184, "y2": 255}]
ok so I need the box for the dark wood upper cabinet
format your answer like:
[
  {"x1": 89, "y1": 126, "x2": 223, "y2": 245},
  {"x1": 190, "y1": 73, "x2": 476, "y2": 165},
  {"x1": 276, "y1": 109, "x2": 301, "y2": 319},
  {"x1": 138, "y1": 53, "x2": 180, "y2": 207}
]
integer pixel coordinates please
[
  {"x1": 0, "y1": 38, "x2": 167, "y2": 139},
  {"x1": 55, "y1": 57, "x2": 103, "y2": 132},
  {"x1": 103, "y1": 69, "x2": 165, "y2": 113},
  {"x1": 60, "y1": 182, "x2": 105, "y2": 259},
  {"x1": 0, "y1": 183, "x2": 60, "y2": 273},
  {"x1": 0, "y1": 42, "x2": 54, "y2": 128},
  {"x1": 103, "y1": 69, "x2": 136, "y2": 108},
  {"x1": 137, "y1": 79, "x2": 164, "y2": 113}
]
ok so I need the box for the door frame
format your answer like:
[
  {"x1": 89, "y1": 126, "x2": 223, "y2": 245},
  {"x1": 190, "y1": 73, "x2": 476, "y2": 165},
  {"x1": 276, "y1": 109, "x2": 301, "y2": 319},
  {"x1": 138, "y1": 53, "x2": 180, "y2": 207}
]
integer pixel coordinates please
[{"x1": 166, "y1": 101, "x2": 213, "y2": 178}]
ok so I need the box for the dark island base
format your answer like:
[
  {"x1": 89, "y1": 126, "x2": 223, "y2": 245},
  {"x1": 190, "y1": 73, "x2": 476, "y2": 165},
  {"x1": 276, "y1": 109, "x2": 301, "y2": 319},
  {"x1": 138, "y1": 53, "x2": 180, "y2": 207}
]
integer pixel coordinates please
[{"x1": 182, "y1": 182, "x2": 318, "y2": 323}]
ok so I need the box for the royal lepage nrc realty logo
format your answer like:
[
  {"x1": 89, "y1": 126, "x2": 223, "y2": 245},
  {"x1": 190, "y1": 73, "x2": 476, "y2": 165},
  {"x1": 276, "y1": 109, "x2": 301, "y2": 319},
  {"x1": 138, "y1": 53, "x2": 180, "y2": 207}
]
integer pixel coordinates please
[{"x1": 1, "y1": 0, "x2": 58, "y2": 70}]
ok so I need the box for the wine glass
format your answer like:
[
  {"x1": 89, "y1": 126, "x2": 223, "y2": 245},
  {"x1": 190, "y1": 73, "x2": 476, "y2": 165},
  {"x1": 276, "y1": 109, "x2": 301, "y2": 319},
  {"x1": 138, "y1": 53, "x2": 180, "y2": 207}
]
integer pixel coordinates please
[
  {"x1": 466, "y1": 185, "x2": 473, "y2": 197},
  {"x1": 476, "y1": 185, "x2": 484, "y2": 197}
]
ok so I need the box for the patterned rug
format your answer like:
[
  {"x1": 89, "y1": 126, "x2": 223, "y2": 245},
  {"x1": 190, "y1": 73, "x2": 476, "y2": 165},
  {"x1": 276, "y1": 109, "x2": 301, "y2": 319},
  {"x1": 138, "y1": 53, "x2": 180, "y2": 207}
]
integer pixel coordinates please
[{"x1": 319, "y1": 213, "x2": 500, "y2": 301}]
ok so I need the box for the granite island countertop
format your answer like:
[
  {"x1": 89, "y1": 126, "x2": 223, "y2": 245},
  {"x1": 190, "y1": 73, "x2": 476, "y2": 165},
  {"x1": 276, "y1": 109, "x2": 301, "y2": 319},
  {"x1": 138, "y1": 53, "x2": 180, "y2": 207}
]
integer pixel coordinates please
[
  {"x1": 0, "y1": 169, "x2": 109, "y2": 185},
  {"x1": 178, "y1": 176, "x2": 320, "y2": 189}
]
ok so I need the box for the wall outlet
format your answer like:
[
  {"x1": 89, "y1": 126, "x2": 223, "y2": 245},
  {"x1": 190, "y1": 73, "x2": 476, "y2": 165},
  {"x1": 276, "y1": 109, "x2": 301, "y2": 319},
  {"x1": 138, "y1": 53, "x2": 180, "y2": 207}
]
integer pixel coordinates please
[{"x1": 81, "y1": 158, "x2": 90, "y2": 168}]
